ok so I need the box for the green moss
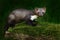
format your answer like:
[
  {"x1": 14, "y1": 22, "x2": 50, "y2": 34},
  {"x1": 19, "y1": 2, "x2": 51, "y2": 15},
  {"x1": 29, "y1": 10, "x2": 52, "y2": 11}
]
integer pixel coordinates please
[{"x1": 7, "y1": 22, "x2": 60, "y2": 40}]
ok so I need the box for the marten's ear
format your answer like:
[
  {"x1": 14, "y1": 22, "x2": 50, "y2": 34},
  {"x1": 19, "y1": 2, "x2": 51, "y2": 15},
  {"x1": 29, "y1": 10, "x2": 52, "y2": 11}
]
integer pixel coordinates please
[
  {"x1": 34, "y1": 8, "x2": 39, "y2": 14},
  {"x1": 43, "y1": 7, "x2": 46, "y2": 11},
  {"x1": 34, "y1": 7, "x2": 38, "y2": 11}
]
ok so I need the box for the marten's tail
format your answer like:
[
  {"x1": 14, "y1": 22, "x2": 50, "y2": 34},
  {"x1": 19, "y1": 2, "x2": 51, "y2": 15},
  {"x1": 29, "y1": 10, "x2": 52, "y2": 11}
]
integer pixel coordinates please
[{"x1": 4, "y1": 20, "x2": 16, "y2": 35}]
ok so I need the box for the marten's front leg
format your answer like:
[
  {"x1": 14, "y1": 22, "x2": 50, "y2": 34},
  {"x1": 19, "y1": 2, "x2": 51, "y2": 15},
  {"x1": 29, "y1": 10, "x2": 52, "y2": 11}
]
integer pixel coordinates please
[
  {"x1": 26, "y1": 19, "x2": 38, "y2": 26},
  {"x1": 26, "y1": 15, "x2": 38, "y2": 26}
]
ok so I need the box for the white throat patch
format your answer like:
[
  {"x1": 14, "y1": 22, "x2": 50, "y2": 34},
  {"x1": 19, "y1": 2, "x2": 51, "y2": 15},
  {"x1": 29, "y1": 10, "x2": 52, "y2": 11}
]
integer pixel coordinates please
[{"x1": 30, "y1": 15, "x2": 38, "y2": 21}]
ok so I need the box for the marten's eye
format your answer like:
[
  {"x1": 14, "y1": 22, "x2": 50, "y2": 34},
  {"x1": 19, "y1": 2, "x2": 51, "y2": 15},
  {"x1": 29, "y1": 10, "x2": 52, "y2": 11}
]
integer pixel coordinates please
[{"x1": 42, "y1": 12, "x2": 44, "y2": 14}]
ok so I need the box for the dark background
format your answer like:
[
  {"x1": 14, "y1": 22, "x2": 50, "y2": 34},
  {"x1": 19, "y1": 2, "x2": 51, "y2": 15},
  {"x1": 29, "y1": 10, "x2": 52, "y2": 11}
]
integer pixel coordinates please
[{"x1": 0, "y1": 0, "x2": 60, "y2": 39}]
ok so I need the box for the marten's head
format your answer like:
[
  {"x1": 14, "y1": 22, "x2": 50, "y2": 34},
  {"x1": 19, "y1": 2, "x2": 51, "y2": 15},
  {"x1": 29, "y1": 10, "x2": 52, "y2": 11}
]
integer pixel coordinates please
[{"x1": 34, "y1": 7, "x2": 46, "y2": 16}]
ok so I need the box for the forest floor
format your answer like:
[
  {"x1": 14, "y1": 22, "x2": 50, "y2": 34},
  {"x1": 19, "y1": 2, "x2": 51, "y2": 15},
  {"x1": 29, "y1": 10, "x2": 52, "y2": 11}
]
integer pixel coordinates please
[{"x1": 5, "y1": 21, "x2": 60, "y2": 40}]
